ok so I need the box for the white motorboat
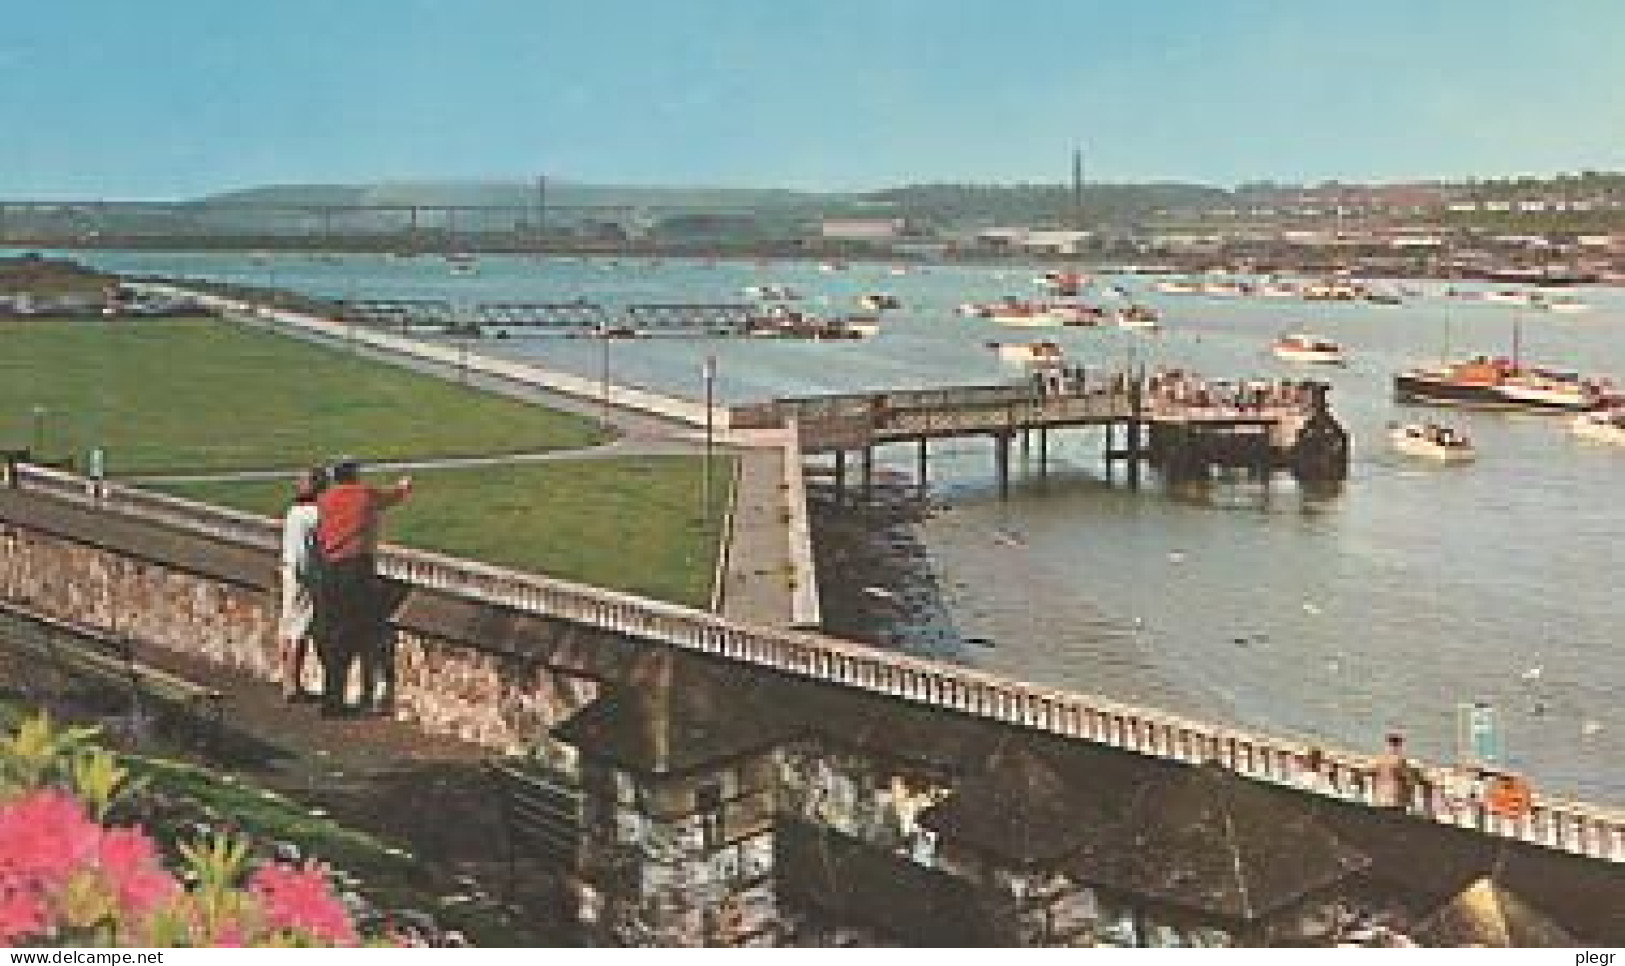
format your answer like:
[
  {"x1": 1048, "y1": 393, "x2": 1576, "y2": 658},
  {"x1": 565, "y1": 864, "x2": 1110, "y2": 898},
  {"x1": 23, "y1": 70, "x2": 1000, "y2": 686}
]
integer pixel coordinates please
[
  {"x1": 1536, "y1": 295, "x2": 1590, "y2": 314},
  {"x1": 988, "y1": 340, "x2": 1065, "y2": 368},
  {"x1": 1492, "y1": 368, "x2": 1602, "y2": 411},
  {"x1": 1571, "y1": 408, "x2": 1625, "y2": 445},
  {"x1": 1115, "y1": 305, "x2": 1160, "y2": 330},
  {"x1": 1390, "y1": 423, "x2": 1476, "y2": 463},
  {"x1": 989, "y1": 302, "x2": 1066, "y2": 327},
  {"x1": 1272, "y1": 333, "x2": 1346, "y2": 365},
  {"x1": 743, "y1": 284, "x2": 800, "y2": 301}
]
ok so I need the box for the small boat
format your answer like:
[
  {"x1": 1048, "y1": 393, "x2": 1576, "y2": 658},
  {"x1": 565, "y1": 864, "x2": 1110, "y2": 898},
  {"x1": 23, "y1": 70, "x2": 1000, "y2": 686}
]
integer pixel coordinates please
[
  {"x1": 1535, "y1": 294, "x2": 1590, "y2": 314},
  {"x1": 1272, "y1": 333, "x2": 1346, "y2": 365},
  {"x1": 743, "y1": 284, "x2": 800, "y2": 301},
  {"x1": 987, "y1": 340, "x2": 1065, "y2": 368},
  {"x1": 1481, "y1": 290, "x2": 1533, "y2": 305},
  {"x1": 1036, "y1": 271, "x2": 1088, "y2": 295},
  {"x1": 982, "y1": 300, "x2": 1065, "y2": 327},
  {"x1": 859, "y1": 293, "x2": 902, "y2": 311},
  {"x1": 446, "y1": 252, "x2": 479, "y2": 276},
  {"x1": 1151, "y1": 279, "x2": 1202, "y2": 295},
  {"x1": 1493, "y1": 367, "x2": 1606, "y2": 411},
  {"x1": 1115, "y1": 304, "x2": 1161, "y2": 330},
  {"x1": 1390, "y1": 422, "x2": 1476, "y2": 463},
  {"x1": 1571, "y1": 408, "x2": 1625, "y2": 445}
]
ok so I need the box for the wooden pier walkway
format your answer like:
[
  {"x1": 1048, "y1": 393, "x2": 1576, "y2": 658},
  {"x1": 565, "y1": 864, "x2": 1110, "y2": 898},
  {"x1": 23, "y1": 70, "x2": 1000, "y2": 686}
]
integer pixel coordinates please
[{"x1": 753, "y1": 378, "x2": 1348, "y2": 498}]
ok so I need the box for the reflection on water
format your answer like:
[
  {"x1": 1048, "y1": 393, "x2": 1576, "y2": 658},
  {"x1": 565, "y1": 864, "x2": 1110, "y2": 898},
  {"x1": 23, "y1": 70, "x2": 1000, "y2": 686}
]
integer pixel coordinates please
[{"x1": 59, "y1": 248, "x2": 1625, "y2": 803}]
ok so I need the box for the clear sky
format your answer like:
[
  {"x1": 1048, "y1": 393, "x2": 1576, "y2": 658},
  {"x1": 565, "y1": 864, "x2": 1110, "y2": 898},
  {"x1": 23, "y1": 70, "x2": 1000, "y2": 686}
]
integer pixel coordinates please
[{"x1": 4, "y1": 0, "x2": 1624, "y2": 198}]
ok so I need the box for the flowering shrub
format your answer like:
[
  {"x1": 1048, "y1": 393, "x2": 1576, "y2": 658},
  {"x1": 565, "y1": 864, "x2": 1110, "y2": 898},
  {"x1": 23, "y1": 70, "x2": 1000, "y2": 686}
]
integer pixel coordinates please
[{"x1": 0, "y1": 713, "x2": 372, "y2": 947}]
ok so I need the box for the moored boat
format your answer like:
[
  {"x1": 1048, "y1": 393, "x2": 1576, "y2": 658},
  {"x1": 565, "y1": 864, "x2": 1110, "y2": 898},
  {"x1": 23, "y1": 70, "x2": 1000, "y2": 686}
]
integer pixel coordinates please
[
  {"x1": 987, "y1": 340, "x2": 1065, "y2": 368},
  {"x1": 1272, "y1": 333, "x2": 1346, "y2": 365},
  {"x1": 1394, "y1": 357, "x2": 1612, "y2": 411},
  {"x1": 1571, "y1": 407, "x2": 1625, "y2": 445},
  {"x1": 1493, "y1": 367, "x2": 1607, "y2": 411},
  {"x1": 1390, "y1": 422, "x2": 1476, "y2": 463},
  {"x1": 1534, "y1": 294, "x2": 1590, "y2": 314},
  {"x1": 1115, "y1": 304, "x2": 1161, "y2": 330}
]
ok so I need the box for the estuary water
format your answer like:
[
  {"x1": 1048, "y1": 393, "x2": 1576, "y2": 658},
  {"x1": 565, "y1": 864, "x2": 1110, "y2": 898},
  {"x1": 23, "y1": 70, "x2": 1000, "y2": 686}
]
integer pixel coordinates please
[{"x1": 59, "y1": 249, "x2": 1625, "y2": 802}]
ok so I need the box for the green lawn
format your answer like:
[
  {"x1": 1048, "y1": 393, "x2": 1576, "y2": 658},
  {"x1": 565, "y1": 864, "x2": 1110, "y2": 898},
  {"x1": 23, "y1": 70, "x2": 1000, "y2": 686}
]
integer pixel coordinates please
[
  {"x1": 160, "y1": 456, "x2": 736, "y2": 608},
  {"x1": 0, "y1": 317, "x2": 607, "y2": 473}
]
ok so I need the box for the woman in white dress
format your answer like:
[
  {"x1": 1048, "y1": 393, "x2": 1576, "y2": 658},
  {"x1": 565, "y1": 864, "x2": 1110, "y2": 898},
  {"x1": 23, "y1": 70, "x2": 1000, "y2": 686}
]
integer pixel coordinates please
[{"x1": 279, "y1": 469, "x2": 324, "y2": 700}]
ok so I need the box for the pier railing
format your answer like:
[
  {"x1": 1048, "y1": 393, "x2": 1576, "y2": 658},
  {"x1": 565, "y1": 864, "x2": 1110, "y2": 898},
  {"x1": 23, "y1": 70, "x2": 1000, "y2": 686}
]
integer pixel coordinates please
[{"x1": 8, "y1": 462, "x2": 1623, "y2": 864}]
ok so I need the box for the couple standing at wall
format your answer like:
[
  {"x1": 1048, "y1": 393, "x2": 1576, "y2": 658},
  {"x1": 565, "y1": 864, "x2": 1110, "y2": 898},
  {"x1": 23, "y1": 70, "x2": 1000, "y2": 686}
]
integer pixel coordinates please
[{"x1": 278, "y1": 459, "x2": 413, "y2": 717}]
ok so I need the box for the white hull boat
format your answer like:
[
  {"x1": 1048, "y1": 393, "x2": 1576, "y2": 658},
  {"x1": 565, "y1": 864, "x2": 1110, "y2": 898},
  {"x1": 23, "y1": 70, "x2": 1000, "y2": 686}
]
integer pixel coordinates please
[
  {"x1": 1391, "y1": 424, "x2": 1476, "y2": 463},
  {"x1": 1272, "y1": 334, "x2": 1346, "y2": 365},
  {"x1": 1571, "y1": 409, "x2": 1625, "y2": 445}
]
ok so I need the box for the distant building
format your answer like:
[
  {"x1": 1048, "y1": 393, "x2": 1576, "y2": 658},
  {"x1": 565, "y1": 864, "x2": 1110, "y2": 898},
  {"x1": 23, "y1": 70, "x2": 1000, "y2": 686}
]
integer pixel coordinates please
[
  {"x1": 972, "y1": 227, "x2": 1093, "y2": 255},
  {"x1": 820, "y1": 218, "x2": 907, "y2": 241}
]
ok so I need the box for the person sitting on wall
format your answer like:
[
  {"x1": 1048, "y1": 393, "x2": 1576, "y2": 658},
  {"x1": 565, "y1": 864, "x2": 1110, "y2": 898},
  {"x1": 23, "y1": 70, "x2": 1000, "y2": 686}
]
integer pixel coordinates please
[{"x1": 313, "y1": 458, "x2": 412, "y2": 718}]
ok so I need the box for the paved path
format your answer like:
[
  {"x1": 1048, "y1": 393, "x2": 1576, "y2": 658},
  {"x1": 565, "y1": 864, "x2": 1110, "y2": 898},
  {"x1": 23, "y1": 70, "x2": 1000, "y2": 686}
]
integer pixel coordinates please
[{"x1": 715, "y1": 444, "x2": 795, "y2": 626}]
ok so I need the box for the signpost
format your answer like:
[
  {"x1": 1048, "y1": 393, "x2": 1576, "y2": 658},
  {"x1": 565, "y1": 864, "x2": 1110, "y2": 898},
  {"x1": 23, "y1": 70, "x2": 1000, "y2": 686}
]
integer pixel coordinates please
[{"x1": 1457, "y1": 701, "x2": 1504, "y2": 769}]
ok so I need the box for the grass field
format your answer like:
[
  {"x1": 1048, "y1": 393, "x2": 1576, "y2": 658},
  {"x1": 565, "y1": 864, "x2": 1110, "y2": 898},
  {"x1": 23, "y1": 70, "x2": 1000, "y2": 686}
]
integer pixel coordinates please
[
  {"x1": 0, "y1": 317, "x2": 607, "y2": 473},
  {"x1": 160, "y1": 456, "x2": 735, "y2": 608}
]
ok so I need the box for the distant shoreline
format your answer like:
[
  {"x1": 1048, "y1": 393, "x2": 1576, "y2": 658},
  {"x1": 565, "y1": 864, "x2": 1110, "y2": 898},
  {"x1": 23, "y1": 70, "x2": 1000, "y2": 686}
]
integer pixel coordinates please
[{"x1": 7, "y1": 239, "x2": 1614, "y2": 286}]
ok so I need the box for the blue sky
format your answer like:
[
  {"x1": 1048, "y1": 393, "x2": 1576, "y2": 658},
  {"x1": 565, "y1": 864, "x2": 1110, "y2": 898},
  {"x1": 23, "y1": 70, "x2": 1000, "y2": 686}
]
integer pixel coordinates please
[{"x1": 3, "y1": 0, "x2": 1623, "y2": 197}]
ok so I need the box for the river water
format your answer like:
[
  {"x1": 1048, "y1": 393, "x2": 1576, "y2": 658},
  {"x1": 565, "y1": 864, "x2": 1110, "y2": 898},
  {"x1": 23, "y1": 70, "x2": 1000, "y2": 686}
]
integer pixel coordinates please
[{"x1": 53, "y1": 249, "x2": 1625, "y2": 802}]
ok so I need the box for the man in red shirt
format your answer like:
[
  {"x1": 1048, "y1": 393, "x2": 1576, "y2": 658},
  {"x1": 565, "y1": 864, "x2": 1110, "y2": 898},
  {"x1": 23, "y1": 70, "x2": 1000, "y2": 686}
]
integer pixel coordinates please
[{"x1": 314, "y1": 459, "x2": 412, "y2": 717}]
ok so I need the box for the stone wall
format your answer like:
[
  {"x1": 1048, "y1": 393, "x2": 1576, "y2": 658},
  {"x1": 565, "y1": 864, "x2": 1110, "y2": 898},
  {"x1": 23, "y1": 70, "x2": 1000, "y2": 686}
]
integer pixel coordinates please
[{"x1": 0, "y1": 514, "x2": 598, "y2": 754}]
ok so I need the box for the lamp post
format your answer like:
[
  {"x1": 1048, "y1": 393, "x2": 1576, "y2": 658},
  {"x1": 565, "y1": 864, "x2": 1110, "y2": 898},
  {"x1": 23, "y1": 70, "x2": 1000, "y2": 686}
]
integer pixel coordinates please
[
  {"x1": 599, "y1": 326, "x2": 612, "y2": 430},
  {"x1": 30, "y1": 405, "x2": 47, "y2": 460},
  {"x1": 702, "y1": 354, "x2": 716, "y2": 520}
]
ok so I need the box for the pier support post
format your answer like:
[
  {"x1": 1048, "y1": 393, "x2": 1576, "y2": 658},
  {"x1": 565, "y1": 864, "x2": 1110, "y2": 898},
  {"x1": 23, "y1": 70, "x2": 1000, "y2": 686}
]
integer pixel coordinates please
[
  {"x1": 1038, "y1": 425, "x2": 1050, "y2": 478},
  {"x1": 916, "y1": 437, "x2": 928, "y2": 497},
  {"x1": 833, "y1": 450, "x2": 846, "y2": 503},
  {"x1": 995, "y1": 433, "x2": 1011, "y2": 500},
  {"x1": 1126, "y1": 420, "x2": 1142, "y2": 489},
  {"x1": 860, "y1": 446, "x2": 874, "y2": 502}
]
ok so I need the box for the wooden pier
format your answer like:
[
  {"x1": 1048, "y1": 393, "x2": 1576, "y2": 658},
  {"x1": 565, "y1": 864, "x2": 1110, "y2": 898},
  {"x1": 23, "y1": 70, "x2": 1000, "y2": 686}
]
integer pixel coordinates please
[{"x1": 772, "y1": 377, "x2": 1350, "y2": 499}]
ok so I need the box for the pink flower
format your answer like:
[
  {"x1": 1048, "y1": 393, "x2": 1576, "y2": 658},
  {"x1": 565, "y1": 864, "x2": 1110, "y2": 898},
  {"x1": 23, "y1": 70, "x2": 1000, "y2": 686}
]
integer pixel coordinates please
[
  {"x1": 247, "y1": 863, "x2": 357, "y2": 946},
  {"x1": 0, "y1": 791, "x2": 101, "y2": 890},
  {"x1": 97, "y1": 826, "x2": 180, "y2": 918},
  {"x1": 0, "y1": 885, "x2": 47, "y2": 944}
]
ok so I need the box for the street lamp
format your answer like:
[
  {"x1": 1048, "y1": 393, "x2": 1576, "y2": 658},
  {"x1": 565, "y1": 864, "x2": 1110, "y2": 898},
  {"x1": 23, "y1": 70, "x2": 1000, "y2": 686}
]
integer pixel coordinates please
[
  {"x1": 30, "y1": 405, "x2": 47, "y2": 460},
  {"x1": 599, "y1": 326, "x2": 613, "y2": 430},
  {"x1": 702, "y1": 354, "x2": 717, "y2": 520}
]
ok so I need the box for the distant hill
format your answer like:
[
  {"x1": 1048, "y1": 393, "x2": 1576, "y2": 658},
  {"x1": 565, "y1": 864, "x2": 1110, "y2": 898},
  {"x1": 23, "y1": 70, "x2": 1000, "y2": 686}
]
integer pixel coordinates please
[{"x1": 200, "y1": 180, "x2": 842, "y2": 212}]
